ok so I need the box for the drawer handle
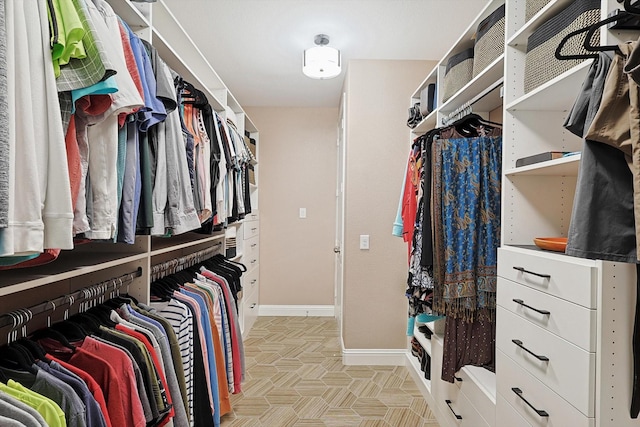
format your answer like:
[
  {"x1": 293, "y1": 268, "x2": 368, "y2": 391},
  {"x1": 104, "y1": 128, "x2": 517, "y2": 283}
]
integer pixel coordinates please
[
  {"x1": 512, "y1": 339, "x2": 549, "y2": 361},
  {"x1": 251, "y1": 279, "x2": 257, "y2": 284},
  {"x1": 250, "y1": 303, "x2": 257, "y2": 309},
  {"x1": 512, "y1": 299, "x2": 550, "y2": 315},
  {"x1": 454, "y1": 376, "x2": 463, "y2": 382},
  {"x1": 512, "y1": 387, "x2": 549, "y2": 417},
  {"x1": 251, "y1": 227, "x2": 257, "y2": 231},
  {"x1": 251, "y1": 244, "x2": 257, "y2": 248},
  {"x1": 445, "y1": 399, "x2": 462, "y2": 420},
  {"x1": 251, "y1": 259, "x2": 257, "y2": 264},
  {"x1": 513, "y1": 266, "x2": 550, "y2": 279}
]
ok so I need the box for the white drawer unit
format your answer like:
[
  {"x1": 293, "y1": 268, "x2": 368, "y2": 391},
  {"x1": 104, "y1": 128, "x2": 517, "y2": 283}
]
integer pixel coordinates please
[
  {"x1": 497, "y1": 247, "x2": 597, "y2": 309},
  {"x1": 244, "y1": 235, "x2": 259, "y2": 264},
  {"x1": 243, "y1": 265, "x2": 259, "y2": 296},
  {"x1": 243, "y1": 218, "x2": 259, "y2": 240},
  {"x1": 243, "y1": 284, "x2": 259, "y2": 334},
  {"x1": 458, "y1": 366, "x2": 496, "y2": 426},
  {"x1": 496, "y1": 306, "x2": 595, "y2": 416},
  {"x1": 497, "y1": 277, "x2": 596, "y2": 352},
  {"x1": 496, "y1": 350, "x2": 594, "y2": 427},
  {"x1": 439, "y1": 388, "x2": 491, "y2": 427}
]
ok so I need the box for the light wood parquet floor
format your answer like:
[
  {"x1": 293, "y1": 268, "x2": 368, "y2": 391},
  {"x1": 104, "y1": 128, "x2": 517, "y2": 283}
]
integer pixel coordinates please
[{"x1": 220, "y1": 316, "x2": 440, "y2": 427}]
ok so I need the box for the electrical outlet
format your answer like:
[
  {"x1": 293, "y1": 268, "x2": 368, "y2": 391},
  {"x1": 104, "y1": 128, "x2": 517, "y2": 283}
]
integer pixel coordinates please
[{"x1": 299, "y1": 208, "x2": 307, "y2": 218}]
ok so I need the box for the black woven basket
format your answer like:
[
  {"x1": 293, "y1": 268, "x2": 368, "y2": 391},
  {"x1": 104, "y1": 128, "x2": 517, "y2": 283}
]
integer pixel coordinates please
[
  {"x1": 442, "y1": 48, "x2": 474, "y2": 103},
  {"x1": 473, "y1": 4, "x2": 505, "y2": 78},
  {"x1": 524, "y1": 0, "x2": 600, "y2": 93}
]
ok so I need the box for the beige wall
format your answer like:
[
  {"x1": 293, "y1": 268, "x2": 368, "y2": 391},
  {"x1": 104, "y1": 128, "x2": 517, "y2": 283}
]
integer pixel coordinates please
[
  {"x1": 245, "y1": 107, "x2": 338, "y2": 306},
  {"x1": 342, "y1": 59, "x2": 435, "y2": 349}
]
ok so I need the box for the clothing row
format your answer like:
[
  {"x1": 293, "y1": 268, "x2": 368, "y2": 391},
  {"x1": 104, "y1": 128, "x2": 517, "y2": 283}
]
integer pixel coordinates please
[
  {"x1": 395, "y1": 116, "x2": 502, "y2": 382},
  {"x1": 0, "y1": 254, "x2": 245, "y2": 427},
  {"x1": 0, "y1": 0, "x2": 255, "y2": 268}
]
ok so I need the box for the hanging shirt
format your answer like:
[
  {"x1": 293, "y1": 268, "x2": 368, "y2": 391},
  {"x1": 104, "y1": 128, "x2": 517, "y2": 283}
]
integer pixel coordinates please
[{"x1": 0, "y1": 380, "x2": 65, "y2": 427}]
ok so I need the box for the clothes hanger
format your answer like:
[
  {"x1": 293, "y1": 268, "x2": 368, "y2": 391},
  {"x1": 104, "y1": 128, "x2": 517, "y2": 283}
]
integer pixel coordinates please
[
  {"x1": 583, "y1": 14, "x2": 628, "y2": 54},
  {"x1": 29, "y1": 327, "x2": 76, "y2": 351},
  {"x1": 14, "y1": 339, "x2": 50, "y2": 363},
  {"x1": 0, "y1": 345, "x2": 38, "y2": 374},
  {"x1": 555, "y1": 26, "x2": 601, "y2": 60},
  {"x1": 621, "y1": 0, "x2": 640, "y2": 15},
  {"x1": 49, "y1": 320, "x2": 87, "y2": 342}
]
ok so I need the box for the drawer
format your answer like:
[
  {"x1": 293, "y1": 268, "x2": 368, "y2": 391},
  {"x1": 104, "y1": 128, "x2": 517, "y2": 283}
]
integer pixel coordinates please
[
  {"x1": 438, "y1": 388, "x2": 491, "y2": 427},
  {"x1": 458, "y1": 366, "x2": 496, "y2": 426},
  {"x1": 496, "y1": 396, "x2": 532, "y2": 427},
  {"x1": 497, "y1": 350, "x2": 594, "y2": 427},
  {"x1": 497, "y1": 247, "x2": 596, "y2": 308},
  {"x1": 243, "y1": 235, "x2": 259, "y2": 265},
  {"x1": 496, "y1": 307, "x2": 595, "y2": 416},
  {"x1": 243, "y1": 284, "x2": 259, "y2": 334},
  {"x1": 243, "y1": 219, "x2": 259, "y2": 239},
  {"x1": 244, "y1": 212, "x2": 259, "y2": 222},
  {"x1": 243, "y1": 266, "x2": 259, "y2": 295},
  {"x1": 497, "y1": 277, "x2": 596, "y2": 352}
]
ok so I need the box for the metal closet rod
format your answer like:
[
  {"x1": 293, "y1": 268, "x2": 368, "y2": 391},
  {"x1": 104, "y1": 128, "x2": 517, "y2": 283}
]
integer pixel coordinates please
[
  {"x1": 0, "y1": 267, "x2": 143, "y2": 330},
  {"x1": 441, "y1": 78, "x2": 504, "y2": 126},
  {"x1": 151, "y1": 242, "x2": 223, "y2": 281}
]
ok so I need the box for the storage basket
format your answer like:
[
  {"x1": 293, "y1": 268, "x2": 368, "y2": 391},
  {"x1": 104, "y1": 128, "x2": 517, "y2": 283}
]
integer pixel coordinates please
[
  {"x1": 442, "y1": 48, "x2": 474, "y2": 103},
  {"x1": 473, "y1": 4, "x2": 505, "y2": 78},
  {"x1": 526, "y1": 0, "x2": 553, "y2": 22},
  {"x1": 524, "y1": 0, "x2": 600, "y2": 93}
]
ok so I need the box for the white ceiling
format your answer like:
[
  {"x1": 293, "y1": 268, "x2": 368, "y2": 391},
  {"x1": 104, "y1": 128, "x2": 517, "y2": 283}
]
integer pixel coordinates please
[{"x1": 163, "y1": 0, "x2": 487, "y2": 108}]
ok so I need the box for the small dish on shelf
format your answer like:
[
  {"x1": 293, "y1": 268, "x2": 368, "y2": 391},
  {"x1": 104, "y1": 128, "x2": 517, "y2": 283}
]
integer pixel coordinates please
[{"x1": 533, "y1": 237, "x2": 567, "y2": 252}]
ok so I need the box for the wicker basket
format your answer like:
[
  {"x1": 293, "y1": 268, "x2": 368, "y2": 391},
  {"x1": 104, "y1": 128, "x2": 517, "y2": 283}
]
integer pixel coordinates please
[
  {"x1": 473, "y1": 4, "x2": 505, "y2": 78},
  {"x1": 526, "y1": 0, "x2": 553, "y2": 22},
  {"x1": 442, "y1": 48, "x2": 474, "y2": 103},
  {"x1": 524, "y1": 0, "x2": 600, "y2": 93}
]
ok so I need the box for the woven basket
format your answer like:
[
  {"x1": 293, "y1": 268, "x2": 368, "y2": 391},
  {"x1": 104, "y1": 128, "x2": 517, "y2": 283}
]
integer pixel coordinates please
[
  {"x1": 524, "y1": 0, "x2": 600, "y2": 93},
  {"x1": 442, "y1": 48, "x2": 474, "y2": 103},
  {"x1": 526, "y1": 0, "x2": 553, "y2": 22},
  {"x1": 473, "y1": 4, "x2": 505, "y2": 78}
]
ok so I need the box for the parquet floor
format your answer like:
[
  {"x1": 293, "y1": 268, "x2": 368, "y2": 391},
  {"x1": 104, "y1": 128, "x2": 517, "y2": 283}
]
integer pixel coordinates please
[{"x1": 220, "y1": 316, "x2": 440, "y2": 427}]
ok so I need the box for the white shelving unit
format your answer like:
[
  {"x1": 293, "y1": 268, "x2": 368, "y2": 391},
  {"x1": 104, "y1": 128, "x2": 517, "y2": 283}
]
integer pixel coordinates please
[{"x1": 0, "y1": 0, "x2": 260, "y2": 338}]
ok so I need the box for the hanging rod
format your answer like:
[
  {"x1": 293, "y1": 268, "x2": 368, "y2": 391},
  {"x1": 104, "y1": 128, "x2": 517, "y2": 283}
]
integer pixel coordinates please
[
  {"x1": 442, "y1": 78, "x2": 504, "y2": 126},
  {"x1": 0, "y1": 267, "x2": 143, "y2": 331},
  {"x1": 151, "y1": 242, "x2": 223, "y2": 281}
]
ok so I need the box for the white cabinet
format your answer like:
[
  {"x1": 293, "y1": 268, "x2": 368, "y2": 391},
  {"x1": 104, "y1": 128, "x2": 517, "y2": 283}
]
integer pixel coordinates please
[{"x1": 239, "y1": 214, "x2": 260, "y2": 335}]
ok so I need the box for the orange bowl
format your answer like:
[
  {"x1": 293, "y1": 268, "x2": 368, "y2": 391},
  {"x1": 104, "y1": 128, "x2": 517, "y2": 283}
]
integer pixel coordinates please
[{"x1": 533, "y1": 237, "x2": 568, "y2": 252}]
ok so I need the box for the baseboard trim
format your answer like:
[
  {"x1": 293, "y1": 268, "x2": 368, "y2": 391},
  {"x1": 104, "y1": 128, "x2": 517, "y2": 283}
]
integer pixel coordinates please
[
  {"x1": 258, "y1": 305, "x2": 335, "y2": 317},
  {"x1": 342, "y1": 348, "x2": 407, "y2": 366}
]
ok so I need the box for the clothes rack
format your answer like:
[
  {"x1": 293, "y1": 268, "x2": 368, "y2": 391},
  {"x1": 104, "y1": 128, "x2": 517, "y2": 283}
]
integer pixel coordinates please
[{"x1": 441, "y1": 78, "x2": 504, "y2": 126}]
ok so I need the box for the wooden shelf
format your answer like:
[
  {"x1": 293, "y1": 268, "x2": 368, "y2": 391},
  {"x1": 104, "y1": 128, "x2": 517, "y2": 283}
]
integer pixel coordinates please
[
  {"x1": 0, "y1": 251, "x2": 148, "y2": 296},
  {"x1": 506, "y1": 60, "x2": 591, "y2": 111},
  {"x1": 151, "y1": 232, "x2": 224, "y2": 255},
  {"x1": 504, "y1": 154, "x2": 581, "y2": 176}
]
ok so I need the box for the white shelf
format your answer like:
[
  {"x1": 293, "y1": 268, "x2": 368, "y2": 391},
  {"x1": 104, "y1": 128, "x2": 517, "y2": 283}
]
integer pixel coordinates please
[
  {"x1": 439, "y1": 55, "x2": 505, "y2": 115},
  {"x1": 506, "y1": 60, "x2": 591, "y2": 111},
  {"x1": 407, "y1": 352, "x2": 432, "y2": 394},
  {"x1": 508, "y1": 0, "x2": 578, "y2": 48},
  {"x1": 411, "y1": 66, "x2": 438, "y2": 99},
  {"x1": 106, "y1": 0, "x2": 150, "y2": 30},
  {"x1": 412, "y1": 110, "x2": 438, "y2": 134},
  {"x1": 504, "y1": 153, "x2": 581, "y2": 176},
  {"x1": 413, "y1": 323, "x2": 433, "y2": 357}
]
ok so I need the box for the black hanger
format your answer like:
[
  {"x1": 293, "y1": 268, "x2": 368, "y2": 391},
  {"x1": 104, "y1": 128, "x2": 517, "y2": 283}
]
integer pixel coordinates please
[
  {"x1": 621, "y1": 0, "x2": 640, "y2": 15},
  {"x1": 50, "y1": 320, "x2": 88, "y2": 342},
  {"x1": 555, "y1": 26, "x2": 600, "y2": 60},
  {"x1": 14, "y1": 339, "x2": 49, "y2": 363},
  {"x1": 0, "y1": 346, "x2": 38, "y2": 374},
  {"x1": 68, "y1": 313, "x2": 101, "y2": 335},
  {"x1": 29, "y1": 327, "x2": 76, "y2": 351},
  {"x1": 584, "y1": 14, "x2": 626, "y2": 54},
  {"x1": 85, "y1": 306, "x2": 118, "y2": 328}
]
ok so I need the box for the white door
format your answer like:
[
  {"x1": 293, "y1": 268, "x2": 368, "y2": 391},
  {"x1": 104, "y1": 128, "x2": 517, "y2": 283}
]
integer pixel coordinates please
[{"x1": 334, "y1": 93, "x2": 346, "y2": 338}]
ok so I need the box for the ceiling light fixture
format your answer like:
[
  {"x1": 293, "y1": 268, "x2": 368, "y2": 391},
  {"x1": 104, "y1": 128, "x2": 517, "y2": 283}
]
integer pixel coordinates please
[{"x1": 303, "y1": 34, "x2": 341, "y2": 80}]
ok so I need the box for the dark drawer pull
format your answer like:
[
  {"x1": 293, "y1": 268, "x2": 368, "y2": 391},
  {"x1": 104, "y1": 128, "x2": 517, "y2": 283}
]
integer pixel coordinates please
[
  {"x1": 250, "y1": 303, "x2": 257, "y2": 309},
  {"x1": 454, "y1": 376, "x2": 463, "y2": 382},
  {"x1": 512, "y1": 339, "x2": 549, "y2": 361},
  {"x1": 513, "y1": 299, "x2": 550, "y2": 315},
  {"x1": 513, "y1": 266, "x2": 550, "y2": 279},
  {"x1": 251, "y1": 244, "x2": 257, "y2": 248},
  {"x1": 445, "y1": 399, "x2": 462, "y2": 420},
  {"x1": 512, "y1": 387, "x2": 549, "y2": 417},
  {"x1": 251, "y1": 279, "x2": 257, "y2": 285}
]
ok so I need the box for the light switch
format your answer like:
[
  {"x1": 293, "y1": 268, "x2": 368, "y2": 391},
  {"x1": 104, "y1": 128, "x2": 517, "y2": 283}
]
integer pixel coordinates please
[
  {"x1": 359, "y1": 235, "x2": 370, "y2": 250},
  {"x1": 299, "y1": 208, "x2": 307, "y2": 219}
]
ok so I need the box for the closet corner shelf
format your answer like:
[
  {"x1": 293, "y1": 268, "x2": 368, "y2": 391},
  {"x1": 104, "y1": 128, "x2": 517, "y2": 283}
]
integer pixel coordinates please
[
  {"x1": 0, "y1": 251, "x2": 149, "y2": 297},
  {"x1": 406, "y1": 353, "x2": 432, "y2": 395},
  {"x1": 506, "y1": 60, "x2": 591, "y2": 112},
  {"x1": 413, "y1": 323, "x2": 433, "y2": 356},
  {"x1": 460, "y1": 365, "x2": 496, "y2": 404},
  {"x1": 504, "y1": 154, "x2": 581, "y2": 176},
  {"x1": 151, "y1": 232, "x2": 224, "y2": 255},
  {"x1": 507, "y1": 0, "x2": 577, "y2": 48},
  {"x1": 439, "y1": 55, "x2": 504, "y2": 116}
]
